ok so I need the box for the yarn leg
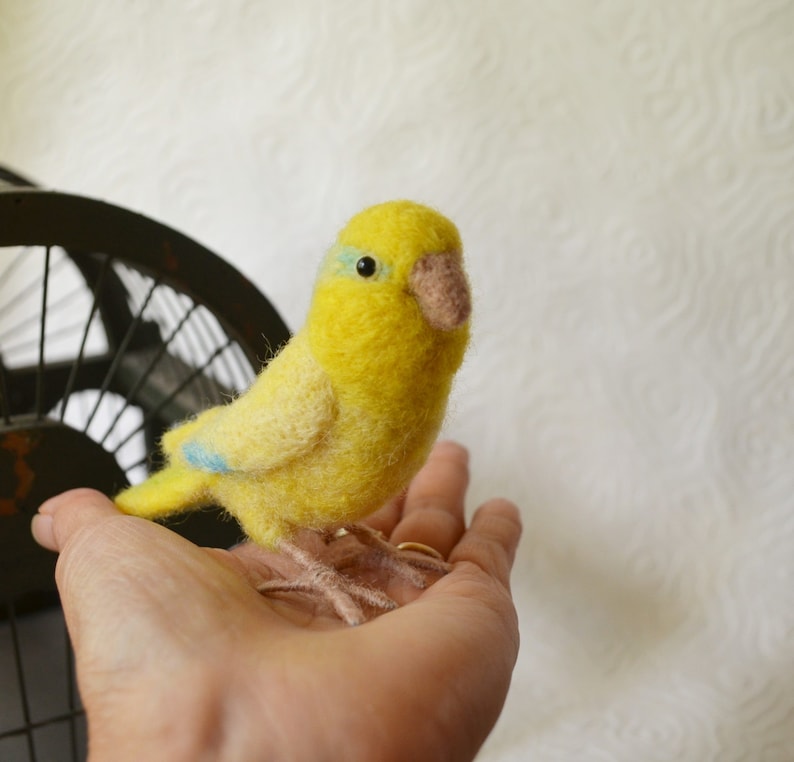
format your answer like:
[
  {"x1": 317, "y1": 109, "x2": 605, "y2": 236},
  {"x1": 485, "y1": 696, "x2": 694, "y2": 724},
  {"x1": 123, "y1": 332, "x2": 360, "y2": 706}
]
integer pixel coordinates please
[
  {"x1": 335, "y1": 523, "x2": 452, "y2": 588},
  {"x1": 257, "y1": 540, "x2": 398, "y2": 626}
]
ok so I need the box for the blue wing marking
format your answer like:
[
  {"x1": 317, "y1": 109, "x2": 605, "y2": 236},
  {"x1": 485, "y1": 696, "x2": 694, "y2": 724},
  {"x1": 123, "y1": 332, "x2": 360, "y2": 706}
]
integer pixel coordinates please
[{"x1": 182, "y1": 441, "x2": 232, "y2": 474}]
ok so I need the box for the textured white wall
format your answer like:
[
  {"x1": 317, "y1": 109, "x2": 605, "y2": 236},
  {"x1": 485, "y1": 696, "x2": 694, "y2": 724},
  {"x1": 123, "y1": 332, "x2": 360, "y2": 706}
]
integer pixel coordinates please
[{"x1": 3, "y1": 0, "x2": 794, "y2": 758}]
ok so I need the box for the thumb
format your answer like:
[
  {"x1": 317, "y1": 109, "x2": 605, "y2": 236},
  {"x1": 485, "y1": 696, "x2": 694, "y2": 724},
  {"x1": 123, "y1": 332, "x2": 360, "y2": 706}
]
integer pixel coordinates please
[
  {"x1": 30, "y1": 489, "x2": 137, "y2": 655},
  {"x1": 31, "y1": 488, "x2": 264, "y2": 655},
  {"x1": 32, "y1": 487, "x2": 120, "y2": 553},
  {"x1": 32, "y1": 488, "x2": 134, "y2": 609}
]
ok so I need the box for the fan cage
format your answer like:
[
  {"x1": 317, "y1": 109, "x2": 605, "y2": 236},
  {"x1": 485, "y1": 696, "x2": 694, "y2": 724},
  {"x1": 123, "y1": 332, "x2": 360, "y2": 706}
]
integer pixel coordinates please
[
  {"x1": 0, "y1": 243, "x2": 258, "y2": 485},
  {"x1": 0, "y1": 176, "x2": 291, "y2": 761}
]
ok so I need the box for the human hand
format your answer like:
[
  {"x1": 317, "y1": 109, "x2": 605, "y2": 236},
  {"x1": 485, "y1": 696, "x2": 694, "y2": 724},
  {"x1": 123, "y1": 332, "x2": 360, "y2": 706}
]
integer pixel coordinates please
[{"x1": 31, "y1": 441, "x2": 521, "y2": 762}]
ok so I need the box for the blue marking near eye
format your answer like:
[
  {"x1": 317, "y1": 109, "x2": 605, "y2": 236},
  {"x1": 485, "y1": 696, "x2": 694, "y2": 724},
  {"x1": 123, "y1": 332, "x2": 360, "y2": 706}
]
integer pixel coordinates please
[
  {"x1": 336, "y1": 245, "x2": 365, "y2": 272},
  {"x1": 183, "y1": 441, "x2": 232, "y2": 473},
  {"x1": 334, "y1": 245, "x2": 391, "y2": 279}
]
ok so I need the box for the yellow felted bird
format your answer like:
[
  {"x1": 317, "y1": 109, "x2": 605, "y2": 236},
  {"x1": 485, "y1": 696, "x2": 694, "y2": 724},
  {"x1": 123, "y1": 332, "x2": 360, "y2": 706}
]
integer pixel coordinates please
[{"x1": 115, "y1": 200, "x2": 471, "y2": 624}]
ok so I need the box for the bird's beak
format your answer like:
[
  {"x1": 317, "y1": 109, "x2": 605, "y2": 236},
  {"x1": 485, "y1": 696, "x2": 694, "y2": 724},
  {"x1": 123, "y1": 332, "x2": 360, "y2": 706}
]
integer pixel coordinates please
[{"x1": 409, "y1": 252, "x2": 471, "y2": 331}]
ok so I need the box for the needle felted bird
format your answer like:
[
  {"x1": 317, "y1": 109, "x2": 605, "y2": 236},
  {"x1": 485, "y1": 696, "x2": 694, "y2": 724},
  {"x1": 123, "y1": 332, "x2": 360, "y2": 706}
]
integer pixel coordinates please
[{"x1": 115, "y1": 200, "x2": 471, "y2": 624}]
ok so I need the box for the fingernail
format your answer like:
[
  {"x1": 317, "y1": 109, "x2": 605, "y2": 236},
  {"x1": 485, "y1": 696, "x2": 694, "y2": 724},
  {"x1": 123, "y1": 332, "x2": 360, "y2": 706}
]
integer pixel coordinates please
[
  {"x1": 30, "y1": 513, "x2": 56, "y2": 550},
  {"x1": 435, "y1": 439, "x2": 469, "y2": 462}
]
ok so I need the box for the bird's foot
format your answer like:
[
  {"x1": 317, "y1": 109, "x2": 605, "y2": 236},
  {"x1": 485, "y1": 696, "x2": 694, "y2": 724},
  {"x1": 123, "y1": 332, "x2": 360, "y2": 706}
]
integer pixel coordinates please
[
  {"x1": 257, "y1": 526, "x2": 451, "y2": 626},
  {"x1": 257, "y1": 540, "x2": 398, "y2": 626},
  {"x1": 329, "y1": 523, "x2": 452, "y2": 589}
]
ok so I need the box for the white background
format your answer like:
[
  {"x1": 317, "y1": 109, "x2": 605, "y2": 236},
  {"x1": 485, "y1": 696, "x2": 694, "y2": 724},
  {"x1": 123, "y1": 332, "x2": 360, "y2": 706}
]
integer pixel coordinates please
[{"x1": 2, "y1": 1, "x2": 794, "y2": 758}]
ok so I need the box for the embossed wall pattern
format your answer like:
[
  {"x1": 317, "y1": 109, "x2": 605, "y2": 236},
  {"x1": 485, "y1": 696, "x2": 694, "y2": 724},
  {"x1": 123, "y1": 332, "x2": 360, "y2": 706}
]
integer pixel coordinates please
[{"x1": 2, "y1": 0, "x2": 794, "y2": 759}]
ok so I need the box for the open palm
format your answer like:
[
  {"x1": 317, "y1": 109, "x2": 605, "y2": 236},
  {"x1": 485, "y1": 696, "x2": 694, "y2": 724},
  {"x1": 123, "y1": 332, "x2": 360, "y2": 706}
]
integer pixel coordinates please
[{"x1": 32, "y1": 441, "x2": 521, "y2": 762}]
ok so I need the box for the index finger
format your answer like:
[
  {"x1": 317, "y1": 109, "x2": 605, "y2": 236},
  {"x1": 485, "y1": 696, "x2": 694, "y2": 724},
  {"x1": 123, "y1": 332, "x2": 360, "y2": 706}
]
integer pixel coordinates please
[
  {"x1": 388, "y1": 440, "x2": 469, "y2": 558},
  {"x1": 449, "y1": 498, "x2": 522, "y2": 589}
]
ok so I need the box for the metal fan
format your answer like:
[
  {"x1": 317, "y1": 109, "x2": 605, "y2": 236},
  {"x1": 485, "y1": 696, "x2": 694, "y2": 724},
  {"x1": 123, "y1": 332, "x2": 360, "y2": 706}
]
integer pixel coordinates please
[{"x1": 0, "y1": 167, "x2": 291, "y2": 761}]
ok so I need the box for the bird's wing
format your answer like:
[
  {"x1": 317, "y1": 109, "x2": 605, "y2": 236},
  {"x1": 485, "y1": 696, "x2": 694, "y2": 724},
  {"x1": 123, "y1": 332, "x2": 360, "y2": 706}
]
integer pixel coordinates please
[{"x1": 177, "y1": 332, "x2": 337, "y2": 475}]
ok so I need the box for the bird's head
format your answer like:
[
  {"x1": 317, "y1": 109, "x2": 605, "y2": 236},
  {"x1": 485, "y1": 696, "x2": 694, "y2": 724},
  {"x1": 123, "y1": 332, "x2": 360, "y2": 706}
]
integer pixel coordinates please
[{"x1": 307, "y1": 200, "x2": 471, "y2": 386}]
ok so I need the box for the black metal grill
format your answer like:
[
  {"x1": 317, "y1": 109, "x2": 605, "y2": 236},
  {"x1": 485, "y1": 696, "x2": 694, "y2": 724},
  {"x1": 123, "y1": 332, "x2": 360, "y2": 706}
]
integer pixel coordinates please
[{"x1": 0, "y1": 167, "x2": 290, "y2": 761}]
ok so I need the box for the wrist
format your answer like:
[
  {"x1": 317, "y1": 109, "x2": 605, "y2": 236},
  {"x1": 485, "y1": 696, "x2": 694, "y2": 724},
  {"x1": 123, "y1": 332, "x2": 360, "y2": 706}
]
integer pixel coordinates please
[{"x1": 84, "y1": 665, "x2": 237, "y2": 762}]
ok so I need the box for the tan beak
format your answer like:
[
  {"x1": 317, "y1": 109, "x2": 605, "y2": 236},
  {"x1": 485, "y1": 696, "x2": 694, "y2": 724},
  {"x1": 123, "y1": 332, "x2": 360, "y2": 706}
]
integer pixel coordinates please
[{"x1": 409, "y1": 252, "x2": 471, "y2": 331}]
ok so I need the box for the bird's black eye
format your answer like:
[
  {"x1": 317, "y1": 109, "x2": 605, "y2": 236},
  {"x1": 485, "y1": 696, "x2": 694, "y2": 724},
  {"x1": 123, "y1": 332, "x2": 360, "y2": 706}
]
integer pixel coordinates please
[{"x1": 356, "y1": 256, "x2": 377, "y2": 278}]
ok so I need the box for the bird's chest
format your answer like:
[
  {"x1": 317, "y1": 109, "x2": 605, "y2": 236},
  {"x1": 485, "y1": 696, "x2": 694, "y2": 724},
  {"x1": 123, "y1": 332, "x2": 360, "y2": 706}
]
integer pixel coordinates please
[{"x1": 283, "y1": 406, "x2": 432, "y2": 521}]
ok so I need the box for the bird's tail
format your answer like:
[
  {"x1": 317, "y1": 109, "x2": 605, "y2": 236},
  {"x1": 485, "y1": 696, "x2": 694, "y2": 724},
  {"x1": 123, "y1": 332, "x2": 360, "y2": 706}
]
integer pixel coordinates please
[{"x1": 115, "y1": 466, "x2": 215, "y2": 520}]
